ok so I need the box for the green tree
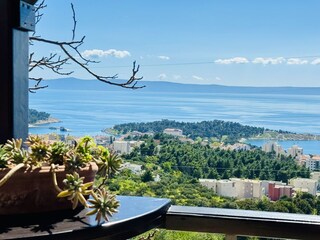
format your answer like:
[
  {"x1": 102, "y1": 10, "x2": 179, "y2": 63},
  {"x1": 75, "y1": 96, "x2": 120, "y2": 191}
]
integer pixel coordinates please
[{"x1": 141, "y1": 170, "x2": 154, "y2": 182}]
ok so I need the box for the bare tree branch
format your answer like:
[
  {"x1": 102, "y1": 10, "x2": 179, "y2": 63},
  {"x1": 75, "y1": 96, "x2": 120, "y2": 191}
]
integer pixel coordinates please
[
  {"x1": 34, "y1": 0, "x2": 46, "y2": 28},
  {"x1": 29, "y1": 1, "x2": 144, "y2": 92},
  {"x1": 29, "y1": 77, "x2": 48, "y2": 93},
  {"x1": 71, "y1": 3, "x2": 77, "y2": 41}
]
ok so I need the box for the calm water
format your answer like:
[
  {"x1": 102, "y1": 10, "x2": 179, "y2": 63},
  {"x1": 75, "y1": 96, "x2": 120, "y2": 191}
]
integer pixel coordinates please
[
  {"x1": 247, "y1": 140, "x2": 320, "y2": 155},
  {"x1": 29, "y1": 80, "x2": 320, "y2": 154}
]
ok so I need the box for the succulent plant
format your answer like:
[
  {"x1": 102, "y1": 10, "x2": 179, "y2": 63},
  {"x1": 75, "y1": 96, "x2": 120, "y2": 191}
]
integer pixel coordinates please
[
  {"x1": 0, "y1": 145, "x2": 8, "y2": 168},
  {"x1": 57, "y1": 172, "x2": 93, "y2": 209},
  {"x1": 74, "y1": 136, "x2": 96, "y2": 163},
  {"x1": 96, "y1": 150, "x2": 122, "y2": 188},
  {"x1": 97, "y1": 150, "x2": 122, "y2": 179},
  {"x1": 28, "y1": 141, "x2": 51, "y2": 167},
  {"x1": 3, "y1": 138, "x2": 28, "y2": 165},
  {"x1": 87, "y1": 188, "x2": 119, "y2": 223},
  {"x1": 65, "y1": 151, "x2": 87, "y2": 172},
  {"x1": 0, "y1": 136, "x2": 122, "y2": 223},
  {"x1": 49, "y1": 141, "x2": 70, "y2": 165}
]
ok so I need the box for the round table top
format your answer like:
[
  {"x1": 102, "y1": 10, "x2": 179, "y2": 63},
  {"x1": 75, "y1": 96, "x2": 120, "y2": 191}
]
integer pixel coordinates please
[{"x1": 0, "y1": 196, "x2": 171, "y2": 240}]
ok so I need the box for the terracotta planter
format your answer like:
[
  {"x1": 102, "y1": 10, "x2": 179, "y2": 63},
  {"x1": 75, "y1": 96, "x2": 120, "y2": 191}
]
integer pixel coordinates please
[{"x1": 0, "y1": 163, "x2": 98, "y2": 215}]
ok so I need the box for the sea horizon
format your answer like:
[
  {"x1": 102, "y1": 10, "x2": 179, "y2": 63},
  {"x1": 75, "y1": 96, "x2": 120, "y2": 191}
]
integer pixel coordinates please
[{"x1": 29, "y1": 78, "x2": 320, "y2": 154}]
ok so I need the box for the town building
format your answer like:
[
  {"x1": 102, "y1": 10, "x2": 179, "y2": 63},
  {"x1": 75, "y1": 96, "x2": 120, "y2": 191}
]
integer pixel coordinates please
[
  {"x1": 305, "y1": 155, "x2": 320, "y2": 171},
  {"x1": 289, "y1": 178, "x2": 318, "y2": 196},
  {"x1": 113, "y1": 141, "x2": 130, "y2": 154},
  {"x1": 310, "y1": 171, "x2": 320, "y2": 182},
  {"x1": 112, "y1": 140, "x2": 144, "y2": 154},
  {"x1": 94, "y1": 135, "x2": 114, "y2": 147},
  {"x1": 297, "y1": 154, "x2": 311, "y2": 167},
  {"x1": 230, "y1": 178, "x2": 263, "y2": 199},
  {"x1": 260, "y1": 180, "x2": 286, "y2": 196},
  {"x1": 262, "y1": 142, "x2": 285, "y2": 156},
  {"x1": 199, "y1": 179, "x2": 217, "y2": 191},
  {"x1": 221, "y1": 143, "x2": 251, "y2": 151},
  {"x1": 200, "y1": 178, "x2": 274, "y2": 199},
  {"x1": 287, "y1": 145, "x2": 303, "y2": 158},
  {"x1": 163, "y1": 128, "x2": 183, "y2": 137},
  {"x1": 121, "y1": 162, "x2": 143, "y2": 174},
  {"x1": 215, "y1": 180, "x2": 237, "y2": 198},
  {"x1": 268, "y1": 183, "x2": 293, "y2": 201}
]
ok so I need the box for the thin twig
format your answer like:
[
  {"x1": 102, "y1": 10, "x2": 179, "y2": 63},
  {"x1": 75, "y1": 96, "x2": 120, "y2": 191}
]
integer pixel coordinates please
[
  {"x1": 71, "y1": 3, "x2": 77, "y2": 41},
  {"x1": 29, "y1": 1, "x2": 144, "y2": 91}
]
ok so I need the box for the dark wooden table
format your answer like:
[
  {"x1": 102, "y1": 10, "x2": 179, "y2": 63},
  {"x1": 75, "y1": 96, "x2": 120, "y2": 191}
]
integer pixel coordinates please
[{"x1": 0, "y1": 196, "x2": 171, "y2": 240}]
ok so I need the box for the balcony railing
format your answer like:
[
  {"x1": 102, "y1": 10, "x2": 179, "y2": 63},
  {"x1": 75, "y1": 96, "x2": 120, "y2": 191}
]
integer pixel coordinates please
[
  {"x1": 165, "y1": 205, "x2": 320, "y2": 240},
  {"x1": 2, "y1": 196, "x2": 320, "y2": 240}
]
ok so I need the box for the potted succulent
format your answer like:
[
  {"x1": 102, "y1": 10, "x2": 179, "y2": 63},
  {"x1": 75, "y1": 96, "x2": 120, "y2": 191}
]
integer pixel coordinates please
[{"x1": 0, "y1": 135, "x2": 121, "y2": 223}]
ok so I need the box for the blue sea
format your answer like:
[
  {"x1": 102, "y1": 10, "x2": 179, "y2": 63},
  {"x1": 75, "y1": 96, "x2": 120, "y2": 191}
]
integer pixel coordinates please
[{"x1": 29, "y1": 79, "x2": 320, "y2": 154}]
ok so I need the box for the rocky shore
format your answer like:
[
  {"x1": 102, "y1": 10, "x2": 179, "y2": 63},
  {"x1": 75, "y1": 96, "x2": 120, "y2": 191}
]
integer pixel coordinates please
[
  {"x1": 28, "y1": 117, "x2": 61, "y2": 127},
  {"x1": 250, "y1": 131, "x2": 320, "y2": 141}
]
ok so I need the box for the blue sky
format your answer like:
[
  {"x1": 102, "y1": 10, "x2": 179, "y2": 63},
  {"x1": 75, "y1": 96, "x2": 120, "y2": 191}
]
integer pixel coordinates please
[{"x1": 31, "y1": 0, "x2": 320, "y2": 87}]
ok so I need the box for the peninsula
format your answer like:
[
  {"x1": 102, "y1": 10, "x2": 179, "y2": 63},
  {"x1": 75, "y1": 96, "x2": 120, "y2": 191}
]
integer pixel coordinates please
[{"x1": 28, "y1": 109, "x2": 60, "y2": 126}]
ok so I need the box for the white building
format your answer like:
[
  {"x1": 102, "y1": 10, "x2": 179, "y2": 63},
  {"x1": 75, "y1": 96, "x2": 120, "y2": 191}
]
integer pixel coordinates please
[
  {"x1": 230, "y1": 178, "x2": 263, "y2": 199},
  {"x1": 289, "y1": 178, "x2": 318, "y2": 196},
  {"x1": 305, "y1": 156, "x2": 320, "y2": 171},
  {"x1": 297, "y1": 154, "x2": 310, "y2": 167},
  {"x1": 200, "y1": 178, "x2": 265, "y2": 199},
  {"x1": 216, "y1": 180, "x2": 237, "y2": 198},
  {"x1": 310, "y1": 171, "x2": 320, "y2": 182},
  {"x1": 163, "y1": 128, "x2": 183, "y2": 137},
  {"x1": 262, "y1": 142, "x2": 285, "y2": 156},
  {"x1": 121, "y1": 162, "x2": 143, "y2": 174},
  {"x1": 261, "y1": 180, "x2": 285, "y2": 196},
  {"x1": 113, "y1": 140, "x2": 144, "y2": 154},
  {"x1": 287, "y1": 145, "x2": 303, "y2": 158},
  {"x1": 113, "y1": 141, "x2": 130, "y2": 154},
  {"x1": 199, "y1": 179, "x2": 217, "y2": 192}
]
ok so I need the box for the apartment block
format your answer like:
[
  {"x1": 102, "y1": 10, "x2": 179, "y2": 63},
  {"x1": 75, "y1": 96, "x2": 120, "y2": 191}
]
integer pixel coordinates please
[
  {"x1": 305, "y1": 155, "x2": 320, "y2": 171},
  {"x1": 122, "y1": 162, "x2": 143, "y2": 174},
  {"x1": 310, "y1": 171, "x2": 320, "y2": 182},
  {"x1": 269, "y1": 183, "x2": 293, "y2": 201},
  {"x1": 262, "y1": 142, "x2": 285, "y2": 156},
  {"x1": 289, "y1": 178, "x2": 318, "y2": 196},
  {"x1": 230, "y1": 178, "x2": 263, "y2": 199},
  {"x1": 261, "y1": 180, "x2": 286, "y2": 196},
  {"x1": 163, "y1": 128, "x2": 183, "y2": 137},
  {"x1": 200, "y1": 178, "x2": 270, "y2": 199},
  {"x1": 199, "y1": 179, "x2": 217, "y2": 192},
  {"x1": 113, "y1": 141, "x2": 130, "y2": 154},
  {"x1": 113, "y1": 140, "x2": 144, "y2": 154},
  {"x1": 215, "y1": 180, "x2": 237, "y2": 198},
  {"x1": 287, "y1": 145, "x2": 303, "y2": 158}
]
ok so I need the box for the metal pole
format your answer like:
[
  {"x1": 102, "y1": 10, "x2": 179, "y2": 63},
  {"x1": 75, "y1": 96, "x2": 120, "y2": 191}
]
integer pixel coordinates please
[{"x1": 0, "y1": 0, "x2": 36, "y2": 143}]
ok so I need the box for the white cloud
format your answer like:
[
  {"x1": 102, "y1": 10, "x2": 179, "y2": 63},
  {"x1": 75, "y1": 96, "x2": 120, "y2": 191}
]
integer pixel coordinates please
[
  {"x1": 192, "y1": 75, "x2": 204, "y2": 81},
  {"x1": 252, "y1": 57, "x2": 285, "y2": 65},
  {"x1": 215, "y1": 57, "x2": 249, "y2": 64},
  {"x1": 82, "y1": 49, "x2": 131, "y2": 58},
  {"x1": 286, "y1": 58, "x2": 308, "y2": 65},
  {"x1": 158, "y1": 73, "x2": 167, "y2": 80},
  {"x1": 311, "y1": 58, "x2": 320, "y2": 65},
  {"x1": 173, "y1": 75, "x2": 181, "y2": 80},
  {"x1": 158, "y1": 55, "x2": 170, "y2": 60},
  {"x1": 215, "y1": 77, "x2": 222, "y2": 81}
]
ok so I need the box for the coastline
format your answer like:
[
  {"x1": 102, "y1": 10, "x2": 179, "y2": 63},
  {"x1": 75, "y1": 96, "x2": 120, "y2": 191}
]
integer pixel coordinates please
[
  {"x1": 249, "y1": 131, "x2": 320, "y2": 141},
  {"x1": 28, "y1": 117, "x2": 61, "y2": 127}
]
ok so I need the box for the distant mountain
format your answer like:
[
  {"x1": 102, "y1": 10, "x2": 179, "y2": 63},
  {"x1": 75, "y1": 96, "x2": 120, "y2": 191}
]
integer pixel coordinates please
[{"x1": 42, "y1": 77, "x2": 320, "y2": 95}]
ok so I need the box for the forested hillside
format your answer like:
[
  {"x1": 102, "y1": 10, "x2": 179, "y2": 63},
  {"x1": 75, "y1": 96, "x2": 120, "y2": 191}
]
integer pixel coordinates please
[
  {"x1": 124, "y1": 134, "x2": 309, "y2": 182},
  {"x1": 28, "y1": 109, "x2": 50, "y2": 124},
  {"x1": 113, "y1": 119, "x2": 267, "y2": 142},
  {"x1": 108, "y1": 134, "x2": 317, "y2": 216}
]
